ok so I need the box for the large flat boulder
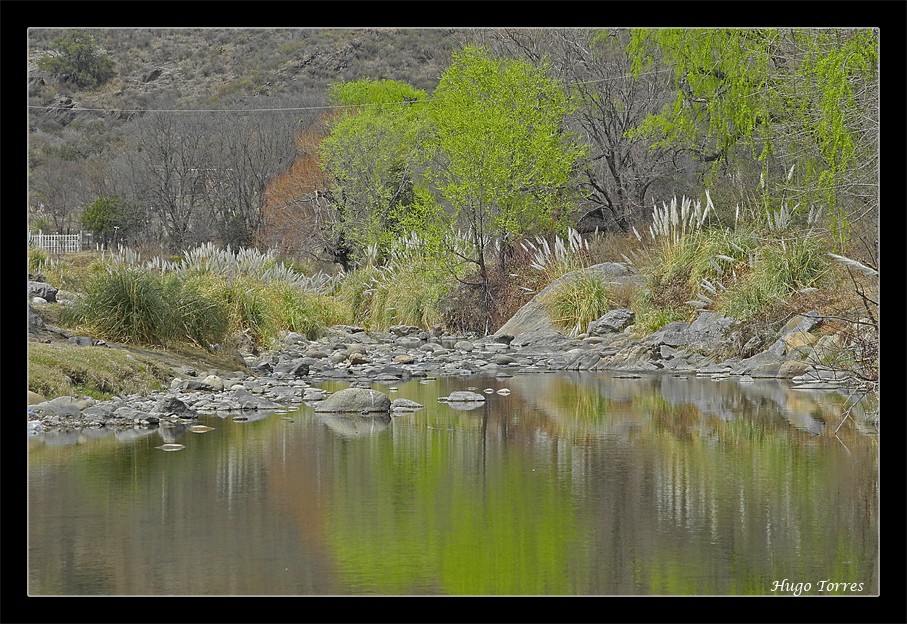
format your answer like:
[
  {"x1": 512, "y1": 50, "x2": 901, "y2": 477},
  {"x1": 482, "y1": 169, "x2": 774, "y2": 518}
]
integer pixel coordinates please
[{"x1": 496, "y1": 263, "x2": 642, "y2": 346}]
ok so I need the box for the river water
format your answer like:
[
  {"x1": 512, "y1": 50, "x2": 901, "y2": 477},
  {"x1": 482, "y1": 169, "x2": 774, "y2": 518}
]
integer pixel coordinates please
[{"x1": 27, "y1": 372, "x2": 879, "y2": 596}]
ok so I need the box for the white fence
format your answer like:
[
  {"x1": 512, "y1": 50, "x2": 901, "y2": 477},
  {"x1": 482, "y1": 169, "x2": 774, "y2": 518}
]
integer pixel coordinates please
[{"x1": 28, "y1": 231, "x2": 85, "y2": 254}]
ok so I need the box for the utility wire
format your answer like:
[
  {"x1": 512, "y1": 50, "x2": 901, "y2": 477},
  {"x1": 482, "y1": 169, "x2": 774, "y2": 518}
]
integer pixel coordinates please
[{"x1": 26, "y1": 69, "x2": 672, "y2": 114}]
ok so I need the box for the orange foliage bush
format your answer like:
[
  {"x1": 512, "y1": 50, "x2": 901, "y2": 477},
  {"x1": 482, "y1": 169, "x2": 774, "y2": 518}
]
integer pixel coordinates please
[{"x1": 255, "y1": 114, "x2": 338, "y2": 259}]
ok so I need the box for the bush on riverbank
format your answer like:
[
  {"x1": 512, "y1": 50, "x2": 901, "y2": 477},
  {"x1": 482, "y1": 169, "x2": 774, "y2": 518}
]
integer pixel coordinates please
[{"x1": 542, "y1": 272, "x2": 636, "y2": 336}]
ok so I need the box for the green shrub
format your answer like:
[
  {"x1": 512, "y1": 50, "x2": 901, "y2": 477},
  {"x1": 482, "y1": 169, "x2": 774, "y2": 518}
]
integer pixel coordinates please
[
  {"x1": 264, "y1": 283, "x2": 351, "y2": 341},
  {"x1": 63, "y1": 267, "x2": 231, "y2": 349},
  {"x1": 169, "y1": 275, "x2": 230, "y2": 348},
  {"x1": 542, "y1": 272, "x2": 616, "y2": 336},
  {"x1": 28, "y1": 247, "x2": 50, "y2": 274},
  {"x1": 63, "y1": 267, "x2": 174, "y2": 345},
  {"x1": 36, "y1": 30, "x2": 116, "y2": 88},
  {"x1": 630, "y1": 288, "x2": 689, "y2": 335},
  {"x1": 716, "y1": 237, "x2": 828, "y2": 320}
]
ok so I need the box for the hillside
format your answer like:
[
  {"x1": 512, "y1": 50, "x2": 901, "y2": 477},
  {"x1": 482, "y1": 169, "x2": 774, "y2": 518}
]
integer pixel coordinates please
[{"x1": 27, "y1": 27, "x2": 467, "y2": 170}]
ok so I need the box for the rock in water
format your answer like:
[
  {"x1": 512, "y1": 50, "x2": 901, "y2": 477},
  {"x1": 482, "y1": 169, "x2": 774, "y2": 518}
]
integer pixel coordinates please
[{"x1": 313, "y1": 387, "x2": 391, "y2": 413}]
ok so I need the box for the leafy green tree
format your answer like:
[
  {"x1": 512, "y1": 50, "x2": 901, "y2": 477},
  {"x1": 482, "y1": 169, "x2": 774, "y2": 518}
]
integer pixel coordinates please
[
  {"x1": 425, "y1": 46, "x2": 585, "y2": 325},
  {"x1": 320, "y1": 79, "x2": 430, "y2": 264},
  {"x1": 80, "y1": 196, "x2": 143, "y2": 246},
  {"x1": 36, "y1": 30, "x2": 116, "y2": 89},
  {"x1": 626, "y1": 28, "x2": 878, "y2": 249}
]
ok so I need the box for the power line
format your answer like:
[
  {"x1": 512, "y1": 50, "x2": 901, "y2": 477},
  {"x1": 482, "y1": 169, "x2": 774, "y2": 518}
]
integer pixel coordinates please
[{"x1": 26, "y1": 70, "x2": 672, "y2": 114}]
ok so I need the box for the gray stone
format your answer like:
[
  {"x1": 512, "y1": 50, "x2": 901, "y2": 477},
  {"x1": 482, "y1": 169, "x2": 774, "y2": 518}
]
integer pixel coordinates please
[
  {"x1": 389, "y1": 324, "x2": 422, "y2": 337},
  {"x1": 809, "y1": 333, "x2": 845, "y2": 365},
  {"x1": 201, "y1": 375, "x2": 224, "y2": 391},
  {"x1": 778, "y1": 360, "x2": 811, "y2": 378},
  {"x1": 328, "y1": 351, "x2": 348, "y2": 364},
  {"x1": 28, "y1": 305, "x2": 46, "y2": 332},
  {"x1": 587, "y1": 308, "x2": 635, "y2": 335},
  {"x1": 28, "y1": 280, "x2": 58, "y2": 302},
  {"x1": 302, "y1": 388, "x2": 327, "y2": 401},
  {"x1": 440, "y1": 390, "x2": 487, "y2": 403},
  {"x1": 779, "y1": 310, "x2": 823, "y2": 336},
  {"x1": 67, "y1": 336, "x2": 103, "y2": 347},
  {"x1": 154, "y1": 396, "x2": 196, "y2": 418},
  {"x1": 82, "y1": 404, "x2": 114, "y2": 421},
  {"x1": 496, "y1": 262, "x2": 643, "y2": 346},
  {"x1": 454, "y1": 341, "x2": 475, "y2": 352},
  {"x1": 313, "y1": 387, "x2": 391, "y2": 413},
  {"x1": 29, "y1": 401, "x2": 82, "y2": 419},
  {"x1": 229, "y1": 389, "x2": 285, "y2": 410},
  {"x1": 646, "y1": 322, "x2": 692, "y2": 347},
  {"x1": 390, "y1": 398, "x2": 424, "y2": 412}
]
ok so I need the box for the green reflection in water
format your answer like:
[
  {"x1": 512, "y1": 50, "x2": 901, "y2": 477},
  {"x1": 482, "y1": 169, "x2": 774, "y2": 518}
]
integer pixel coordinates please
[{"x1": 324, "y1": 407, "x2": 580, "y2": 595}]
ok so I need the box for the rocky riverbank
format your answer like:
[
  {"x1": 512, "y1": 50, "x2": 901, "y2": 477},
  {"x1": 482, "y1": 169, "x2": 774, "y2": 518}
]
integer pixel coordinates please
[{"x1": 27, "y1": 308, "x2": 874, "y2": 436}]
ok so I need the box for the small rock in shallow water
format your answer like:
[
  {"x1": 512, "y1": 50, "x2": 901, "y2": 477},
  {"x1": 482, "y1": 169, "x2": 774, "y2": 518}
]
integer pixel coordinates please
[{"x1": 156, "y1": 444, "x2": 185, "y2": 451}]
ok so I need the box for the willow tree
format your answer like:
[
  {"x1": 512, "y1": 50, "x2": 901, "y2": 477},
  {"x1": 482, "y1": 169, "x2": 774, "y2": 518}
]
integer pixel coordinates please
[
  {"x1": 426, "y1": 46, "x2": 585, "y2": 324},
  {"x1": 319, "y1": 79, "x2": 430, "y2": 266},
  {"x1": 627, "y1": 28, "x2": 878, "y2": 252}
]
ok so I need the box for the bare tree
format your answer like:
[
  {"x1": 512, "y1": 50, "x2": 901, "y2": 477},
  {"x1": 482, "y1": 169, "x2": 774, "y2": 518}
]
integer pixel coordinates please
[
  {"x1": 126, "y1": 112, "x2": 213, "y2": 250},
  {"x1": 203, "y1": 112, "x2": 297, "y2": 248},
  {"x1": 28, "y1": 155, "x2": 92, "y2": 232},
  {"x1": 493, "y1": 28, "x2": 695, "y2": 232}
]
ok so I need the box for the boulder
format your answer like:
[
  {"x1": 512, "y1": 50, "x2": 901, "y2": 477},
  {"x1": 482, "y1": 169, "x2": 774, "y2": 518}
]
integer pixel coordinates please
[
  {"x1": 454, "y1": 340, "x2": 475, "y2": 352},
  {"x1": 496, "y1": 263, "x2": 642, "y2": 346},
  {"x1": 390, "y1": 398, "x2": 424, "y2": 412},
  {"x1": 201, "y1": 375, "x2": 224, "y2": 392},
  {"x1": 229, "y1": 389, "x2": 285, "y2": 410},
  {"x1": 440, "y1": 390, "x2": 486, "y2": 403},
  {"x1": 313, "y1": 387, "x2": 391, "y2": 413},
  {"x1": 778, "y1": 360, "x2": 812, "y2": 378},
  {"x1": 645, "y1": 322, "x2": 691, "y2": 347},
  {"x1": 779, "y1": 310, "x2": 823, "y2": 336},
  {"x1": 272, "y1": 359, "x2": 310, "y2": 377},
  {"x1": 28, "y1": 305, "x2": 46, "y2": 333},
  {"x1": 28, "y1": 280, "x2": 58, "y2": 303},
  {"x1": 154, "y1": 396, "x2": 197, "y2": 418},
  {"x1": 587, "y1": 308, "x2": 635, "y2": 336}
]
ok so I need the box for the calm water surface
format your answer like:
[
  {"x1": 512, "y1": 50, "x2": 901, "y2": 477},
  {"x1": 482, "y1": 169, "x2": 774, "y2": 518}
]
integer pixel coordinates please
[{"x1": 27, "y1": 372, "x2": 879, "y2": 596}]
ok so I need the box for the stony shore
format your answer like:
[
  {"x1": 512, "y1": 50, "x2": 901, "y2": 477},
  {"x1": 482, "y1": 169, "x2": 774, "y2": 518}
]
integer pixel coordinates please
[{"x1": 27, "y1": 309, "x2": 872, "y2": 436}]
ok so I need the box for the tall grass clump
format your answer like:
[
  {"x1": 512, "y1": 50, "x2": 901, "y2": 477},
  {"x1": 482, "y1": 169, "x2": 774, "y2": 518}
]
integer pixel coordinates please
[
  {"x1": 62, "y1": 267, "x2": 174, "y2": 345},
  {"x1": 339, "y1": 232, "x2": 465, "y2": 331},
  {"x1": 264, "y1": 282, "x2": 352, "y2": 340},
  {"x1": 520, "y1": 227, "x2": 591, "y2": 282},
  {"x1": 28, "y1": 246, "x2": 50, "y2": 274},
  {"x1": 542, "y1": 271, "x2": 619, "y2": 336},
  {"x1": 715, "y1": 237, "x2": 829, "y2": 320},
  {"x1": 62, "y1": 267, "x2": 230, "y2": 348}
]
